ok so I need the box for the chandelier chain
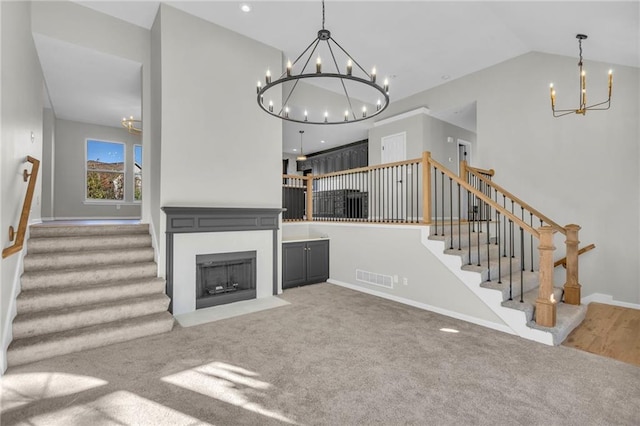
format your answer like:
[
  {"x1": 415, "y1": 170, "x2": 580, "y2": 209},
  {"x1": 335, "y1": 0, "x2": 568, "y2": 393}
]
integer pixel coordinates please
[
  {"x1": 322, "y1": 0, "x2": 325, "y2": 30},
  {"x1": 578, "y1": 37, "x2": 583, "y2": 66}
]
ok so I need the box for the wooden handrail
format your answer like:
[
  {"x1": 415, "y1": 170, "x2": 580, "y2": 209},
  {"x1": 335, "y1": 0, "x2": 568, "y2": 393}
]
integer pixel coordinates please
[
  {"x1": 554, "y1": 243, "x2": 595, "y2": 268},
  {"x1": 283, "y1": 174, "x2": 309, "y2": 181},
  {"x1": 467, "y1": 167, "x2": 566, "y2": 235},
  {"x1": 428, "y1": 156, "x2": 539, "y2": 238},
  {"x1": 3, "y1": 156, "x2": 40, "y2": 259},
  {"x1": 467, "y1": 164, "x2": 495, "y2": 177}
]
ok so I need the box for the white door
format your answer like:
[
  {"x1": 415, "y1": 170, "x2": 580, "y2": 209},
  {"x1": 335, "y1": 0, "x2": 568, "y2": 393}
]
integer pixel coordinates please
[
  {"x1": 381, "y1": 132, "x2": 406, "y2": 163},
  {"x1": 379, "y1": 133, "x2": 407, "y2": 221}
]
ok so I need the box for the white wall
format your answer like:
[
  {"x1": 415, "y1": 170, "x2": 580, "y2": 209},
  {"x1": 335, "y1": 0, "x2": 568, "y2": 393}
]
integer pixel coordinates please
[
  {"x1": 53, "y1": 119, "x2": 142, "y2": 219},
  {"x1": 1, "y1": 0, "x2": 44, "y2": 372},
  {"x1": 158, "y1": 5, "x2": 282, "y2": 209},
  {"x1": 289, "y1": 223, "x2": 507, "y2": 328},
  {"x1": 41, "y1": 107, "x2": 55, "y2": 220},
  {"x1": 381, "y1": 52, "x2": 640, "y2": 304}
]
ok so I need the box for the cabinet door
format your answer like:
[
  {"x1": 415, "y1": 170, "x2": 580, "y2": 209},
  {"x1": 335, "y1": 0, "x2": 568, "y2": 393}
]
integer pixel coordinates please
[
  {"x1": 306, "y1": 240, "x2": 330, "y2": 284},
  {"x1": 283, "y1": 242, "x2": 307, "y2": 289}
]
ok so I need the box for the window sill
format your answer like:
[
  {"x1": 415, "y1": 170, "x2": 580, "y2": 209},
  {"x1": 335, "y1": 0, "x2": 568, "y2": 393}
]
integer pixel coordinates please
[{"x1": 83, "y1": 201, "x2": 141, "y2": 206}]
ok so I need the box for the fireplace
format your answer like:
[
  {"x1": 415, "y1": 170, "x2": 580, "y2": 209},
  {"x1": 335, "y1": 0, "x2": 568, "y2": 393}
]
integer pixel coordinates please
[{"x1": 196, "y1": 251, "x2": 257, "y2": 309}]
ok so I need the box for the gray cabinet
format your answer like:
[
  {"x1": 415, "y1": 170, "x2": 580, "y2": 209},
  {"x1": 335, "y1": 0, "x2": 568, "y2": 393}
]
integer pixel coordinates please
[
  {"x1": 297, "y1": 140, "x2": 367, "y2": 174},
  {"x1": 282, "y1": 239, "x2": 329, "y2": 289}
]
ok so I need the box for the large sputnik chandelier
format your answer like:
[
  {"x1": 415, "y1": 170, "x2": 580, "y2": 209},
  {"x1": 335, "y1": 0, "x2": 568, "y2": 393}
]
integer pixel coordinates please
[
  {"x1": 121, "y1": 116, "x2": 142, "y2": 134},
  {"x1": 256, "y1": 0, "x2": 389, "y2": 124},
  {"x1": 549, "y1": 34, "x2": 613, "y2": 117}
]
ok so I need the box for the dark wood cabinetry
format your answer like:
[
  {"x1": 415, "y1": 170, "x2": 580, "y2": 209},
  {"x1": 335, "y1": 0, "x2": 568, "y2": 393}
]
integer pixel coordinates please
[
  {"x1": 313, "y1": 189, "x2": 368, "y2": 219},
  {"x1": 297, "y1": 140, "x2": 368, "y2": 174},
  {"x1": 282, "y1": 239, "x2": 329, "y2": 289}
]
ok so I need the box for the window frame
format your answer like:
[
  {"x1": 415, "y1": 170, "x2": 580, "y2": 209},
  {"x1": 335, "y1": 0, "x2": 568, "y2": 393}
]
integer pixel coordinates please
[
  {"x1": 133, "y1": 144, "x2": 142, "y2": 203},
  {"x1": 84, "y1": 138, "x2": 127, "y2": 203}
]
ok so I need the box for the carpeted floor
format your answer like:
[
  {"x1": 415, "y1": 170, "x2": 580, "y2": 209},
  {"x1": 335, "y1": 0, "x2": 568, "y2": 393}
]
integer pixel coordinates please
[{"x1": 2, "y1": 283, "x2": 639, "y2": 425}]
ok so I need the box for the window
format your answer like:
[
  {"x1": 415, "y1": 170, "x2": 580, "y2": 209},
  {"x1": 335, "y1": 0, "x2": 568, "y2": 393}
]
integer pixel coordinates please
[
  {"x1": 86, "y1": 140, "x2": 125, "y2": 201},
  {"x1": 134, "y1": 144, "x2": 142, "y2": 201}
]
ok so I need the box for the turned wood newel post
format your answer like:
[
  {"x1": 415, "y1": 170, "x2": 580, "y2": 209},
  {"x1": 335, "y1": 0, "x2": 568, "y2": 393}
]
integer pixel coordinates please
[
  {"x1": 563, "y1": 224, "x2": 581, "y2": 305},
  {"x1": 422, "y1": 151, "x2": 432, "y2": 224},
  {"x1": 460, "y1": 160, "x2": 468, "y2": 181},
  {"x1": 306, "y1": 176, "x2": 314, "y2": 222},
  {"x1": 536, "y1": 226, "x2": 557, "y2": 327}
]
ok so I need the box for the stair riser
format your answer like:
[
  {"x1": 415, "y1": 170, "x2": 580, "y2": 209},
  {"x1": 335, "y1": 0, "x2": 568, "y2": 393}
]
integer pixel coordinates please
[
  {"x1": 13, "y1": 296, "x2": 170, "y2": 339},
  {"x1": 17, "y1": 280, "x2": 166, "y2": 313},
  {"x1": 21, "y1": 263, "x2": 158, "y2": 290},
  {"x1": 27, "y1": 235, "x2": 152, "y2": 254},
  {"x1": 483, "y1": 276, "x2": 540, "y2": 301},
  {"x1": 462, "y1": 258, "x2": 521, "y2": 282},
  {"x1": 24, "y1": 248, "x2": 155, "y2": 272},
  {"x1": 7, "y1": 313, "x2": 174, "y2": 367},
  {"x1": 29, "y1": 224, "x2": 149, "y2": 238}
]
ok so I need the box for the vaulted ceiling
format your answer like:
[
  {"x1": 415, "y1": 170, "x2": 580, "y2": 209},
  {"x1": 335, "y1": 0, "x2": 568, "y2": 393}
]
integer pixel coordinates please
[{"x1": 38, "y1": 1, "x2": 639, "y2": 154}]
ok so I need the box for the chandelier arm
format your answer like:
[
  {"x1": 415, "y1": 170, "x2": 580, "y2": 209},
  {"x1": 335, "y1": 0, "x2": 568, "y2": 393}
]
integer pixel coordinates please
[
  {"x1": 329, "y1": 37, "x2": 372, "y2": 78},
  {"x1": 584, "y1": 99, "x2": 612, "y2": 110},
  {"x1": 326, "y1": 39, "x2": 357, "y2": 120},
  {"x1": 280, "y1": 39, "x2": 322, "y2": 115},
  {"x1": 552, "y1": 110, "x2": 577, "y2": 118},
  {"x1": 287, "y1": 37, "x2": 321, "y2": 76}
]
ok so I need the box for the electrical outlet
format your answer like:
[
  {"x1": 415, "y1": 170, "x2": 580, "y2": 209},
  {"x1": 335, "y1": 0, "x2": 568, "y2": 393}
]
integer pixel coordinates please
[
  {"x1": 403, "y1": 277, "x2": 408, "y2": 286},
  {"x1": 116, "y1": 204, "x2": 121, "y2": 210}
]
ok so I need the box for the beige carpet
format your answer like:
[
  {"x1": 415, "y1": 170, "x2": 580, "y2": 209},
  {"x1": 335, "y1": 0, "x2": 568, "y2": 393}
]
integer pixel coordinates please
[{"x1": 2, "y1": 283, "x2": 639, "y2": 425}]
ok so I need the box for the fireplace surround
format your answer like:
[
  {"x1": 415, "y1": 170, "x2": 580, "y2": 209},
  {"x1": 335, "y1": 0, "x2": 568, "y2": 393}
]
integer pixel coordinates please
[{"x1": 162, "y1": 207, "x2": 282, "y2": 314}]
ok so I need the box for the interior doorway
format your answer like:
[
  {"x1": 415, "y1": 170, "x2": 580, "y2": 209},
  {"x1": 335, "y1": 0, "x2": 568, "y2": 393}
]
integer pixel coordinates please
[{"x1": 457, "y1": 139, "x2": 472, "y2": 174}]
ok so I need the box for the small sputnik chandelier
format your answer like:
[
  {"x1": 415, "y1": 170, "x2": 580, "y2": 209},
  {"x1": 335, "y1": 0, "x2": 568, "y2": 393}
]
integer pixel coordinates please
[
  {"x1": 256, "y1": 0, "x2": 389, "y2": 124},
  {"x1": 121, "y1": 116, "x2": 142, "y2": 134},
  {"x1": 549, "y1": 34, "x2": 613, "y2": 117}
]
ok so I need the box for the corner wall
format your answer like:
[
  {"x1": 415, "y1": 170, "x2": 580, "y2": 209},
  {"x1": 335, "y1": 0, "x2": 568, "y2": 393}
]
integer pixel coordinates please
[{"x1": 1, "y1": 1, "x2": 44, "y2": 373}]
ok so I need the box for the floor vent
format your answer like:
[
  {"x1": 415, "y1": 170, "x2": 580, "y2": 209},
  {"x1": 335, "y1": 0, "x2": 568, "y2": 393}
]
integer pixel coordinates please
[{"x1": 356, "y1": 269, "x2": 393, "y2": 289}]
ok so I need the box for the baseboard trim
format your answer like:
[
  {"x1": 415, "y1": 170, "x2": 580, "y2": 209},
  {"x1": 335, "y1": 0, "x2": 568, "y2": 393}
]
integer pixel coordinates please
[
  {"x1": 582, "y1": 293, "x2": 640, "y2": 310},
  {"x1": 52, "y1": 216, "x2": 142, "y2": 221},
  {"x1": 1, "y1": 249, "x2": 26, "y2": 375},
  {"x1": 327, "y1": 279, "x2": 515, "y2": 335}
]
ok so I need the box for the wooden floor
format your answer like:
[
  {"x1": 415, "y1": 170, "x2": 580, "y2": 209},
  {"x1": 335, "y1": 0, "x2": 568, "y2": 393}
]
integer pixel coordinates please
[{"x1": 563, "y1": 302, "x2": 640, "y2": 367}]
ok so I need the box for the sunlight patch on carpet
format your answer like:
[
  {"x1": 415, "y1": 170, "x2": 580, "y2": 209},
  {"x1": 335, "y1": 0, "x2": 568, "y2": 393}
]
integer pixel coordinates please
[
  {"x1": 0, "y1": 372, "x2": 107, "y2": 412},
  {"x1": 162, "y1": 361, "x2": 297, "y2": 424},
  {"x1": 11, "y1": 390, "x2": 212, "y2": 425}
]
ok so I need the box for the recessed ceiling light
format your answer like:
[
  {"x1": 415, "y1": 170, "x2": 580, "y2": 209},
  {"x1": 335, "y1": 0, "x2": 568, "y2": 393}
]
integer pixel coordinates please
[
  {"x1": 293, "y1": 148, "x2": 297, "y2": 152},
  {"x1": 441, "y1": 75, "x2": 450, "y2": 80},
  {"x1": 321, "y1": 140, "x2": 325, "y2": 144},
  {"x1": 240, "y1": 4, "x2": 251, "y2": 13}
]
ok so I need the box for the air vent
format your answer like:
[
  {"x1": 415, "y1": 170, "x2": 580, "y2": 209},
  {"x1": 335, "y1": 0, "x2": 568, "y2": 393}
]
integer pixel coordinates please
[{"x1": 356, "y1": 269, "x2": 393, "y2": 289}]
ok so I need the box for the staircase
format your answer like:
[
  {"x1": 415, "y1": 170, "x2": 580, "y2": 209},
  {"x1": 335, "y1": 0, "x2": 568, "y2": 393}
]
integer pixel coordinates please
[
  {"x1": 6, "y1": 223, "x2": 174, "y2": 367},
  {"x1": 425, "y1": 221, "x2": 587, "y2": 345}
]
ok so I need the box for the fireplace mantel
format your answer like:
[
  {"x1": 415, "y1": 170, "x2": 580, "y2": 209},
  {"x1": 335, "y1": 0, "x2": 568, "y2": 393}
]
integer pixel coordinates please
[{"x1": 162, "y1": 207, "x2": 283, "y2": 313}]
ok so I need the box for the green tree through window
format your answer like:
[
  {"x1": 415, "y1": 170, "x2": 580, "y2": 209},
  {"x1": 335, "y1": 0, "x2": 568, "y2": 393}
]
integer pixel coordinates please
[{"x1": 86, "y1": 140, "x2": 125, "y2": 200}]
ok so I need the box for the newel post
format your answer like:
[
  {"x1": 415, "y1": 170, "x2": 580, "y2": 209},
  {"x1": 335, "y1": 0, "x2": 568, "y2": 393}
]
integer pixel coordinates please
[
  {"x1": 460, "y1": 159, "x2": 468, "y2": 181},
  {"x1": 536, "y1": 226, "x2": 557, "y2": 327},
  {"x1": 563, "y1": 224, "x2": 581, "y2": 305},
  {"x1": 306, "y1": 175, "x2": 314, "y2": 222},
  {"x1": 422, "y1": 151, "x2": 432, "y2": 224}
]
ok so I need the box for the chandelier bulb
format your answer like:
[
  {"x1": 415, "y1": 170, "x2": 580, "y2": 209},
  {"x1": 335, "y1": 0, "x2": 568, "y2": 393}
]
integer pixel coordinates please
[
  {"x1": 347, "y1": 59, "x2": 353, "y2": 76},
  {"x1": 287, "y1": 60, "x2": 292, "y2": 77},
  {"x1": 266, "y1": 69, "x2": 271, "y2": 85},
  {"x1": 371, "y1": 67, "x2": 377, "y2": 83},
  {"x1": 316, "y1": 57, "x2": 322, "y2": 73}
]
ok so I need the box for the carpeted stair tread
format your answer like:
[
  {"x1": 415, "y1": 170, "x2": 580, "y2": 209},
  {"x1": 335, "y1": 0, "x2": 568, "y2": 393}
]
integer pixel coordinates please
[
  {"x1": 23, "y1": 247, "x2": 155, "y2": 272},
  {"x1": 444, "y1": 243, "x2": 502, "y2": 266},
  {"x1": 461, "y1": 256, "x2": 521, "y2": 282},
  {"x1": 29, "y1": 223, "x2": 150, "y2": 238},
  {"x1": 16, "y1": 277, "x2": 166, "y2": 313},
  {"x1": 20, "y1": 261, "x2": 158, "y2": 290},
  {"x1": 7, "y1": 311, "x2": 174, "y2": 367},
  {"x1": 12, "y1": 293, "x2": 170, "y2": 339},
  {"x1": 27, "y1": 233, "x2": 153, "y2": 254},
  {"x1": 527, "y1": 302, "x2": 588, "y2": 345},
  {"x1": 480, "y1": 270, "x2": 539, "y2": 301}
]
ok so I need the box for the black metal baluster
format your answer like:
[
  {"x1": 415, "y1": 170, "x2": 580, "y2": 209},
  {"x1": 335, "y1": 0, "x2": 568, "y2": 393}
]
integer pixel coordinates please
[
  {"x1": 441, "y1": 171, "x2": 445, "y2": 235},
  {"x1": 503, "y1": 195, "x2": 507, "y2": 257},
  {"x1": 520, "y1": 227, "x2": 525, "y2": 303},
  {"x1": 530, "y1": 213, "x2": 534, "y2": 272},
  {"x1": 497, "y1": 210, "x2": 502, "y2": 284},
  {"x1": 521, "y1": 207, "x2": 525, "y2": 270},
  {"x1": 457, "y1": 182, "x2": 461, "y2": 250},
  {"x1": 434, "y1": 168, "x2": 438, "y2": 235},
  {"x1": 476, "y1": 192, "x2": 481, "y2": 267},
  {"x1": 508, "y1": 219, "x2": 513, "y2": 300},
  {"x1": 486, "y1": 189, "x2": 491, "y2": 282},
  {"x1": 449, "y1": 177, "x2": 453, "y2": 249}
]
